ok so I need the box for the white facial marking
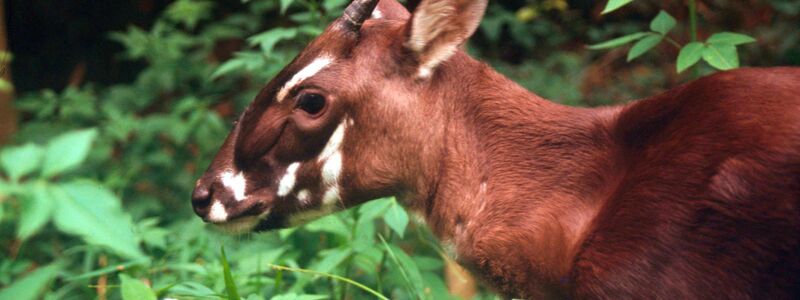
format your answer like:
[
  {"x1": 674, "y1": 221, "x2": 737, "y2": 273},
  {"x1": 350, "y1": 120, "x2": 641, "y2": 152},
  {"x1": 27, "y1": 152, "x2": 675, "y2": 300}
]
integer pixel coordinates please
[
  {"x1": 213, "y1": 209, "x2": 270, "y2": 234},
  {"x1": 277, "y1": 56, "x2": 334, "y2": 102},
  {"x1": 208, "y1": 201, "x2": 228, "y2": 222},
  {"x1": 322, "y1": 152, "x2": 342, "y2": 187},
  {"x1": 277, "y1": 163, "x2": 301, "y2": 197},
  {"x1": 318, "y1": 122, "x2": 346, "y2": 162},
  {"x1": 371, "y1": 8, "x2": 383, "y2": 19},
  {"x1": 297, "y1": 189, "x2": 311, "y2": 206},
  {"x1": 221, "y1": 171, "x2": 247, "y2": 202},
  {"x1": 322, "y1": 187, "x2": 340, "y2": 206}
]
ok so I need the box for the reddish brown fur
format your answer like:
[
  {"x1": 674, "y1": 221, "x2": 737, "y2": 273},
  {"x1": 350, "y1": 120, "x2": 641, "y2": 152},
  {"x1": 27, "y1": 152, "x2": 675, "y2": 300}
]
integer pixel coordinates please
[{"x1": 193, "y1": 0, "x2": 800, "y2": 298}]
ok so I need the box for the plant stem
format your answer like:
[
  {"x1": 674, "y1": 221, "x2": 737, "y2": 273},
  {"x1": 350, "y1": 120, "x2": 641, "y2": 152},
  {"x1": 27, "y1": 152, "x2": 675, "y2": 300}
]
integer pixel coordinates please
[
  {"x1": 688, "y1": 0, "x2": 698, "y2": 42},
  {"x1": 270, "y1": 265, "x2": 390, "y2": 300}
]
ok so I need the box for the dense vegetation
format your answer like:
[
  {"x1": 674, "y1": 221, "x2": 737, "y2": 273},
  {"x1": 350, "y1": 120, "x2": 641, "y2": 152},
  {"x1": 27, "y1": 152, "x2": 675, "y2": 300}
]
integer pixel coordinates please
[{"x1": 0, "y1": 0, "x2": 797, "y2": 299}]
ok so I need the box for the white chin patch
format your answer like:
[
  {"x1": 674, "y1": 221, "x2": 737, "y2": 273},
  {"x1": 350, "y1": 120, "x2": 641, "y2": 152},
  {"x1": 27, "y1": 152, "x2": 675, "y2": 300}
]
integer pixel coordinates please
[
  {"x1": 208, "y1": 201, "x2": 228, "y2": 222},
  {"x1": 221, "y1": 171, "x2": 247, "y2": 202}
]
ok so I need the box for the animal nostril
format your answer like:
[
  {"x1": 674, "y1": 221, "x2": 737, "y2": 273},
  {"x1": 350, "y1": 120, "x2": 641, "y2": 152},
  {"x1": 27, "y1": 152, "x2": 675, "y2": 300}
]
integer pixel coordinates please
[{"x1": 191, "y1": 184, "x2": 213, "y2": 218}]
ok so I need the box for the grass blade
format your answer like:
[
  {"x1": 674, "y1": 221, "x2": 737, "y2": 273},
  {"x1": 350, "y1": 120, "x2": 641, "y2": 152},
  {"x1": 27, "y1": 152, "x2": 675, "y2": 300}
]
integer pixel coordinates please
[
  {"x1": 220, "y1": 246, "x2": 241, "y2": 300},
  {"x1": 270, "y1": 265, "x2": 389, "y2": 300}
]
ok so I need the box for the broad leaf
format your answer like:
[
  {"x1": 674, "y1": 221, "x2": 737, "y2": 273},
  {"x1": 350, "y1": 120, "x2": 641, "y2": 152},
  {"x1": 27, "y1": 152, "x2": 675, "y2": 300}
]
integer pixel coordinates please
[
  {"x1": 17, "y1": 182, "x2": 55, "y2": 240},
  {"x1": 41, "y1": 128, "x2": 98, "y2": 178},
  {"x1": 707, "y1": 32, "x2": 756, "y2": 46},
  {"x1": 120, "y1": 274, "x2": 157, "y2": 300},
  {"x1": 587, "y1": 32, "x2": 648, "y2": 50},
  {"x1": 383, "y1": 200, "x2": 409, "y2": 238},
  {"x1": 601, "y1": 0, "x2": 634, "y2": 14},
  {"x1": 0, "y1": 143, "x2": 44, "y2": 182},
  {"x1": 280, "y1": 0, "x2": 294, "y2": 14},
  {"x1": 627, "y1": 34, "x2": 663, "y2": 62},
  {"x1": 0, "y1": 263, "x2": 61, "y2": 300},
  {"x1": 357, "y1": 197, "x2": 392, "y2": 222},
  {"x1": 702, "y1": 43, "x2": 739, "y2": 70},
  {"x1": 650, "y1": 10, "x2": 677, "y2": 35},
  {"x1": 677, "y1": 42, "x2": 705, "y2": 73},
  {"x1": 311, "y1": 247, "x2": 352, "y2": 274},
  {"x1": 52, "y1": 180, "x2": 144, "y2": 259},
  {"x1": 248, "y1": 28, "x2": 298, "y2": 55}
]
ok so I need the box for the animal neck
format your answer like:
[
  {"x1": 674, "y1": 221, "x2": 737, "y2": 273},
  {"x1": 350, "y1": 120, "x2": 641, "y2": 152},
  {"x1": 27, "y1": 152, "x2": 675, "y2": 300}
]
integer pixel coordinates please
[{"x1": 411, "y1": 52, "x2": 624, "y2": 287}]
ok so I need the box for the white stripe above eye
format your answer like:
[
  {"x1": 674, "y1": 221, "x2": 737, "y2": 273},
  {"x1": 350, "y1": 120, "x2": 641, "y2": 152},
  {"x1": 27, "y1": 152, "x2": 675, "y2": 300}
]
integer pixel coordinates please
[{"x1": 277, "y1": 56, "x2": 334, "y2": 103}]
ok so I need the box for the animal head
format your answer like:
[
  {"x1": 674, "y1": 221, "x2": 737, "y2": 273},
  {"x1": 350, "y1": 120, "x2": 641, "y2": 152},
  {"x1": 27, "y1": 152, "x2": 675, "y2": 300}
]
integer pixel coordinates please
[{"x1": 191, "y1": 0, "x2": 487, "y2": 233}]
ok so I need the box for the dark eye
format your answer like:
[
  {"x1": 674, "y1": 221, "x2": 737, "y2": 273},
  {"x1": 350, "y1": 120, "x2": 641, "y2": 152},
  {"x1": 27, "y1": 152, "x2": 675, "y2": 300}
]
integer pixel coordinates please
[{"x1": 296, "y1": 93, "x2": 326, "y2": 115}]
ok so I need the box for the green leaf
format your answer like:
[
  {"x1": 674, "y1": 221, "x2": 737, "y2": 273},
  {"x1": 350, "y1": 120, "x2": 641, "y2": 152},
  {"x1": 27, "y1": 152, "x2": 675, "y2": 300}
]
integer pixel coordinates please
[
  {"x1": 304, "y1": 214, "x2": 350, "y2": 238},
  {"x1": 0, "y1": 263, "x2": 61, "y2": 300},
  {"x1": 383, "y1": 200, "x2": 409, "y2": 238},
  {"x1": 220, "y1": 246, "x2": 241, "y2": 300},
  {"x1": 357, "y1": 197, "x2": 392, "y2": 222},
  {"x1": 601, "y1": 0, "x2": 634, "y2": 14},
  {"x1": 627, "y1": 34, "x2": 663, "y2": 62},
  {"x1": 0, "y1": 143, "x2": 44, "y2": 182},
  {"x1": 280, "y1": 0, "x2": 294, "y2": 14},
  {"x1": 311, "y1": 247, "x2": 352, "y2": 274},
  {"x1": 702, "y1": 43, "x2": 739, "y2": 70},
  {"x1": 41, "y1": 128, "x2": 98, "y2": 178},
  {"x1": 271, "y1": 294, "x2": 328, "y2": 300},
  {"x1": 52, "y1": 180, "x2": 144, "y2": 259},
  {"x1": 17, "y1": 182, "x2": 55, "y2": 240},
  {"x1": 707, "y1": 32, "x2": 756, "y2": 46},
  {"x1": 650, "y1": 10, "x2": 676, "y2": 35},
  {"x1": 248, "y1": 28, "x2": 298, "y2": 55},
  {"x1": 587, "y1": 32, "x2": 649, "y2": 50},
  {"x1": 677, "y1": 42, "x2": 705, "y2": 73},
  {"x1": 120, "y1": 274, "x2": 157, "y2": 300}
]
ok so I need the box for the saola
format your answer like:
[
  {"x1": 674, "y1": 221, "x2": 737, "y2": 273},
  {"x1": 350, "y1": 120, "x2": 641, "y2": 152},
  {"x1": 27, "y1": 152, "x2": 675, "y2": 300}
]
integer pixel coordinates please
[{"x1": 191, "y1": 0, "x2": 800, "y2": 297}]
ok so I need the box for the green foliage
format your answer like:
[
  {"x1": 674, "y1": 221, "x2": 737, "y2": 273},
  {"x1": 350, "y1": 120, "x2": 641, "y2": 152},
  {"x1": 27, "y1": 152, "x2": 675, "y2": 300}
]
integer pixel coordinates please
[
  {"x1": 591, "y1": 1, "x2": 756, "y2": 73},
  {"x1": 0, "y1": 0, "x2": 780, "y2": 299},
  {"x1": 119, "y1": 274, "x2": 157, "y2": 300}
]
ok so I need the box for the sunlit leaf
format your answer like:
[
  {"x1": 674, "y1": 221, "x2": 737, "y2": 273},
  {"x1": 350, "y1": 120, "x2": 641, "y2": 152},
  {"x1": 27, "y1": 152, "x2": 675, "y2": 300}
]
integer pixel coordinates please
[
  {"x1": 120, "y1": 274, "x2": 157, "y2": 300},
  {"x1": 0, "y1": 263, "x2": 61, "y2": 300},
  {"x1": 650, "y1": 10, "x2": 676, "y2": 35},
  {"x1": 17, "y1": 182, "x2": 55, "y2": 240},
  {"x1": 0, "y1": 143, "x2": 44, "y2": 182},
  {"x1": 601, "y1": 0, "x2": 634, "y2": 14},
  {"x1": 587, "y1": 32, "x2": 648, "y2": 50},
  {"x1": 41, "y1": 128, "x2": 98, "y2": 178},
  {"x1": 677, "y1": 42, "x2": 705, "y2": 73},
  {"x1": 52, "y1": 180, "x2": 144, "y2": 259},
  {"x1": 627, "y1": 34, "x2": 663, "y2": 62},
  {"x1": 280, "y1": 0, "x2": 294, "y2": 14},
  {"x1": 707, "y1": 32, "x2": 756, "y2": 46},
  {"x1": 384, "y1": 200, "x2": 409, "y2": 238},
  {"x1": 702, "y1": 43, "x2": 739, "y2": 70}
]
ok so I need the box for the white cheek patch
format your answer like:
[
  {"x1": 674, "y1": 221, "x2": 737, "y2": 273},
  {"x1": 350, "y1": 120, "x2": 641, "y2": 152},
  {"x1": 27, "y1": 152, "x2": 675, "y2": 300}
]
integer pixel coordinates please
[
  {"x1": 277, "y1": 163, "x2": 301, "y2": 197},
  {"x1": 208, "y1": 201, "x2": 228, "y2": 222},
  {"x1": 321, "y1": 152, "x2": 342, "y2": 187},
  {"x1": 371, "y1": 8, "x2": 383, "y2": 19},
  {"x1": 221, "y1": 171, "x2": 248, "y2": 202},
  {"x1": 277, "y1": 56, "x2": 334, "y2": 103},
  {"x1": 297, "y1": 189, "x2": 311, "y2": 206},
  {"x1": 322, "y1": 186, "x2": 340, "y2": 206},
  {"x1": 319, "y1": 122, "x2": 346, "y2": 162}
]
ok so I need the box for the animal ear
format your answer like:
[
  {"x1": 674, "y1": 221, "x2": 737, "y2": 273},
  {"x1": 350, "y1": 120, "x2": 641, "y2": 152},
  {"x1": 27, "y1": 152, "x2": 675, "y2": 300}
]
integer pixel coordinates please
[
  {"x1": 372, "y1": 0, "x2": 410, "y2": 20},
  {"x1": 405, "y1": 0, "x2": 487, "y2": 78}
]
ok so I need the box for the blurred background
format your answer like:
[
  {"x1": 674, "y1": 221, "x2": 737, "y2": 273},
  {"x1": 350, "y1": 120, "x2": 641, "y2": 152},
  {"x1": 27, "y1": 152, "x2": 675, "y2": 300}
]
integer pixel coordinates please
[{"x1": 0, "y1": 0, "x2": 797, "y2": 299}]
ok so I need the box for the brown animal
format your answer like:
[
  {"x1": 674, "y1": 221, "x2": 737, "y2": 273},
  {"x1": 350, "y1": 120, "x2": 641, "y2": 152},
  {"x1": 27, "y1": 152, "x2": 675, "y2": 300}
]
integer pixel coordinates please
[{"x1": 191, "y1": 0, "x2": 800, "y2": 298}]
